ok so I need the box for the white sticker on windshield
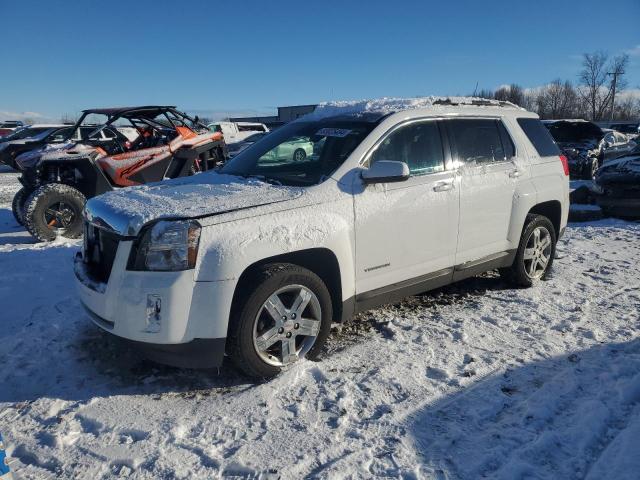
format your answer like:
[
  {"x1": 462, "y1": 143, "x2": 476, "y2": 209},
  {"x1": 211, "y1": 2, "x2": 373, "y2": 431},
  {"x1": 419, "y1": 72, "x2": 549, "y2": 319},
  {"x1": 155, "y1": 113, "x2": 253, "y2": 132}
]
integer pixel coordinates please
[{"x1": 316, "y1": 128, "x2": 352, "y2": 137}]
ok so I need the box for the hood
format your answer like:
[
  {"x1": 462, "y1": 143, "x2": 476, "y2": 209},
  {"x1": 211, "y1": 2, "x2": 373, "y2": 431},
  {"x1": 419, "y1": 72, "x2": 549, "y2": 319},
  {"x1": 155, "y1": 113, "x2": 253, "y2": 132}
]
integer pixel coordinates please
[{"x1": 85, "y1": 173, "x2": 304, "y2": 236}]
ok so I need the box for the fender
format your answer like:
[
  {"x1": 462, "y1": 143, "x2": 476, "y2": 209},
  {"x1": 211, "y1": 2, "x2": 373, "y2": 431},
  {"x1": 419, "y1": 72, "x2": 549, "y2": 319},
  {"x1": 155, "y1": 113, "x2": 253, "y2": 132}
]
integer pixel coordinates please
[
  {"x1": 507, "y1": 176, "x2": 538, "y2": 245},
  {"x1": 189, "y1": 198, "x2": 356, "y2": 339}
]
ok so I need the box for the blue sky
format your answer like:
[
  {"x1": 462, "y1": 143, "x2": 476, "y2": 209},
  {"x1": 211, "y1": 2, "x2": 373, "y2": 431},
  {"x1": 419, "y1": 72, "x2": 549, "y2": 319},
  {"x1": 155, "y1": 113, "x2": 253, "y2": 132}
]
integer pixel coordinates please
[{"x1": 1, "y1": 0, "x2": 639, "y2": 121}]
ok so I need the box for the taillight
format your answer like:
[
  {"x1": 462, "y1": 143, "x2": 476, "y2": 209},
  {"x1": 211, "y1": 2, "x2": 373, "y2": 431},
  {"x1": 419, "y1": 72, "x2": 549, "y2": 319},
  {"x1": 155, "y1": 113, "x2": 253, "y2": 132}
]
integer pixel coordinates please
[{"x1": 559, "y1": 155, "x2": 569, "y2": 176}]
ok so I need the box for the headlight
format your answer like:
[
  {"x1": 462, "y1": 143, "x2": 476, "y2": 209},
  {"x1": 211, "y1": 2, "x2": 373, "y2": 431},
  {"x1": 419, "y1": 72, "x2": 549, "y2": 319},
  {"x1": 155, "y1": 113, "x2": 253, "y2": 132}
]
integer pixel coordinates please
[{"x1": 129, "y1": 220, "x2": 201, "y2": 271}]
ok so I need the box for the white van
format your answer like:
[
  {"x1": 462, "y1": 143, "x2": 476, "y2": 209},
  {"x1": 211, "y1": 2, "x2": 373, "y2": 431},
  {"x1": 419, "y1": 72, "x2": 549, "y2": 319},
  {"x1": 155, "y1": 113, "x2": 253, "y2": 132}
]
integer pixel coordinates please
[{"x1": 208, "y1": 121, "x2": 269, "y2": 145}]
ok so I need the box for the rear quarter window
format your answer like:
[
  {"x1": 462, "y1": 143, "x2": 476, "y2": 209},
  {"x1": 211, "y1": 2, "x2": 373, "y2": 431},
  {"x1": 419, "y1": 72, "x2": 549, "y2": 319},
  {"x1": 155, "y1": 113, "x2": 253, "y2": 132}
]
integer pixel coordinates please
[{"x1": 517, "y1": 118, "x2": 561, "y2": 157}]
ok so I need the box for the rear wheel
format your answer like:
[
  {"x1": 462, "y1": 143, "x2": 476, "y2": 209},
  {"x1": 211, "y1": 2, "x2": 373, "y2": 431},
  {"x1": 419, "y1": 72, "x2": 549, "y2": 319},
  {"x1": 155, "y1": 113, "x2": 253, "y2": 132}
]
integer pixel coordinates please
[
  {"x1": 500, "y1": 214, "x2": 556, "y2": 287},
  {"x1": 11, "y1": 187, "x2": 32, "y2": 226},
  {"x1": 228, "y1": 264, "x2": 333, "y2": 379},
  {"x1": 293, "y1": 148, "x2": 306, "y2": 162},
  {"x1": 23, "y1": 183, "x2": 86, "y2": 242}
]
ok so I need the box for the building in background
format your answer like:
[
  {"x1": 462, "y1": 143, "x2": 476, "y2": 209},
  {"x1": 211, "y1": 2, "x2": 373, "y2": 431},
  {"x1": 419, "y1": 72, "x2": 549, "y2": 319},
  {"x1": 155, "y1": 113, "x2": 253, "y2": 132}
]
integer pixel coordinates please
[{"x1": 230, "y1": 104, "x2": 317, "y2": 129}]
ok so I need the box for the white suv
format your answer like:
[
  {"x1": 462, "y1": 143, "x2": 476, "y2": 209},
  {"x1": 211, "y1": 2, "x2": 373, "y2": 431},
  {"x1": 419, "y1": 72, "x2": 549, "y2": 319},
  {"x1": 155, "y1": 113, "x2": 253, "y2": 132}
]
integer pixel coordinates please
[{"x1": 75, "y1": 97, "x2": 569, "y2": 378}]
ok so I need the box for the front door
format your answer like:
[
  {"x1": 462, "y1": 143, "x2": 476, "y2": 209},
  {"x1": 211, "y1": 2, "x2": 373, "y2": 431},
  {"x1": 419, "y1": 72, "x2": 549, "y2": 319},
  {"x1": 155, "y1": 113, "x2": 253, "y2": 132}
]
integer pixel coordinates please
[{"x1": 354, "y1": 119, "x2": 459, "y2": 296}]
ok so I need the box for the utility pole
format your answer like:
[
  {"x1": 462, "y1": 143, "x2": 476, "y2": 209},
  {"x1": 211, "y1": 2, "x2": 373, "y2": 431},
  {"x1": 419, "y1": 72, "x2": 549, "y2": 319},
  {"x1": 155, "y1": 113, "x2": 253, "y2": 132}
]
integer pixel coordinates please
[{"x1": 607, "y1": 67, "x2": 624, "y2": 122}]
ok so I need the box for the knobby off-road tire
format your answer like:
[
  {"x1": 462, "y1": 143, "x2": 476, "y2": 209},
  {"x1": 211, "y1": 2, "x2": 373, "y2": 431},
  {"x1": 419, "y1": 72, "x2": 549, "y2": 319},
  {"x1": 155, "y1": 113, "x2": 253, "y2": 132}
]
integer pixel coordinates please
[
  {"x1": 11, "y1": 187, "x2": 32, "y2": 226},
  {"x1": 24, "y1": 183, "x2": 86, "y2": 242},
  {"x1": 227, "y1": 263, "x2": 333, "y2": 379},
  {"x1": 500, "y1": 214, "x2": 557, "y2": 288}
]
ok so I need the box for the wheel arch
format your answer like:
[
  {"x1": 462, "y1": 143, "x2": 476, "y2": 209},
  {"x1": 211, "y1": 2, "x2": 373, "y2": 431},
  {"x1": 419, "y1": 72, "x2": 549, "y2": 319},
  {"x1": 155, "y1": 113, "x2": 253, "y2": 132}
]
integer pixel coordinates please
[
  {"x1": 230, "y1": 248, "x2": 344, "y2": 326},
  {"x1": 527, "y1": 200, "x2": 562, "y2": 238}
]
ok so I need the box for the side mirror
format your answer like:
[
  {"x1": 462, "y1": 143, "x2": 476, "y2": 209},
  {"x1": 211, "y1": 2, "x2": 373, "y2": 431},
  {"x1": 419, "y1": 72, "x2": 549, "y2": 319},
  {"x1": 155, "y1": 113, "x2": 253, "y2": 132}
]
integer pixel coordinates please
[{"x1": 361, "y1": 160, "x2": 410, "y2": 184}]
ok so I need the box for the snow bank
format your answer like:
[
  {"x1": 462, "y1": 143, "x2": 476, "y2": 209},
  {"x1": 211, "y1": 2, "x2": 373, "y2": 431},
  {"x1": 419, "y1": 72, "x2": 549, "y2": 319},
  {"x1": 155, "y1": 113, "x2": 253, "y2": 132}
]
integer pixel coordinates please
[{"x1": 301, "y1": 96, "x2": 523, "y2": 121}]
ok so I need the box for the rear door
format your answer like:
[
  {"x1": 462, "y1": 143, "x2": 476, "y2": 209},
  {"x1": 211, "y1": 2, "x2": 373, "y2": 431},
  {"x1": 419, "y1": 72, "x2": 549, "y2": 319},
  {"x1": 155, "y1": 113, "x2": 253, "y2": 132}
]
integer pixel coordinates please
[{"x1": 445, "y1": 118, "x2": 520, "y2": 264}]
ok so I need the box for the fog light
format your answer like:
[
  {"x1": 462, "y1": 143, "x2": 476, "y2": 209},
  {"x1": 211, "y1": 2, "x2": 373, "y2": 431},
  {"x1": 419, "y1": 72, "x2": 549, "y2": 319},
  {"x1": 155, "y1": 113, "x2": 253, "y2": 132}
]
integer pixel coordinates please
[{"x1": 145, "y1": 294, "x2": 162, "y2": 333}]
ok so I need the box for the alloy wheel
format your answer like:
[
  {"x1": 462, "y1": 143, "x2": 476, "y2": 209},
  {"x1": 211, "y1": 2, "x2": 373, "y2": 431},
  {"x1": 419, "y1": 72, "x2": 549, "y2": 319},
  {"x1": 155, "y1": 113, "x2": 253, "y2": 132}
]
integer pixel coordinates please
[
  {"x1": 293, "y1": 149, "x2": 306, "y2": 161},
  {"x1": 44, "y1": 201, "x2": 77, "y2": 230},
  {"x1": 523, "y1": 226, "x2": 552, "y2": 279},
  {"x1": 252, "y1": 284, "x2": 322, "y2": 367}
]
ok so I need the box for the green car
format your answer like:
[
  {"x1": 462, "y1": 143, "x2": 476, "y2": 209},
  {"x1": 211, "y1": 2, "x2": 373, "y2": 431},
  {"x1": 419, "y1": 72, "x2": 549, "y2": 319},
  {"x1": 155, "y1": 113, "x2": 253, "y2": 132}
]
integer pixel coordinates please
[{"x1": 259, "y1": 136, "x2": 314, "y2": 163}]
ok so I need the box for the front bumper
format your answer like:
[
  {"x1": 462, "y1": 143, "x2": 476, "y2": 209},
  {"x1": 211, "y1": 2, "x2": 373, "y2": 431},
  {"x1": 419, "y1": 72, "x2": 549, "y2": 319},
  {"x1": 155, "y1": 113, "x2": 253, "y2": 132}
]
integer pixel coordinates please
[{"x1": 74, "y1": 242, "x2": 233, "y2": 368}]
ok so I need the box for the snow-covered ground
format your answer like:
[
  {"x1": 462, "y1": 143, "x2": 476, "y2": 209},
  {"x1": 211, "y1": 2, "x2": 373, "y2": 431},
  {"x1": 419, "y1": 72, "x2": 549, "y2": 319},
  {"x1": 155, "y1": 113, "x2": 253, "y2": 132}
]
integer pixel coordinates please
[{"x1": 1, "y1": 170, "x2": 639, "y2": 479}]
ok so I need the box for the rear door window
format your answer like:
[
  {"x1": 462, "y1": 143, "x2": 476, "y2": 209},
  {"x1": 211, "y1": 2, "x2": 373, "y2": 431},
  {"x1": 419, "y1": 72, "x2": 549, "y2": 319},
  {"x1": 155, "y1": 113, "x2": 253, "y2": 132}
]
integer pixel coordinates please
[
  {"x1": 518, "y1": 118, "x2": 561, "y2": 157},
  {"x1": 447, "y1": 119, "x2": 507, "y2": 164}
]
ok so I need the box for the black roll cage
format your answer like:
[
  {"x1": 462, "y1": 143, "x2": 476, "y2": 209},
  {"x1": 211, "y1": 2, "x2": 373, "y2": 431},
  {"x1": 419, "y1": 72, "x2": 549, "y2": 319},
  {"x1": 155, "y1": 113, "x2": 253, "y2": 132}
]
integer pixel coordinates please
[{"x1": 63, "y1": 107, "x2": 209, "y2": 143}]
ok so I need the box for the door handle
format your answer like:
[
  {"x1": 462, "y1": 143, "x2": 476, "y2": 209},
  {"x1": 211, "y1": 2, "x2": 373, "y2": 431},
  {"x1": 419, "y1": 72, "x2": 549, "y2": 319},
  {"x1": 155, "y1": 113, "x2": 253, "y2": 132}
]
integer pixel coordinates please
[
  {"x1": 508, "y1": 169, "x2": 521, "y2": 178},
  {"x1": 433, "y1": 181, "x2": 454, "y2": 192}
]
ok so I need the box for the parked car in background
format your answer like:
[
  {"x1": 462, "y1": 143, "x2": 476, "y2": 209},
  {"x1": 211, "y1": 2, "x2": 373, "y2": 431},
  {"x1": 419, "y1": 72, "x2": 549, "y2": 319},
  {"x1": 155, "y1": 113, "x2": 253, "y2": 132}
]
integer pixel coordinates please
[
  {"x1": 258, "y1": 135, "x2": 314, "y2": 162},
  {"x1": 208, "y1": 121, "x2": 269, "y2": 145},
  {"x1": 228, "y1": 132, "x2": 269, "y2": 157},
  {"x1": 75, "y1": 97, "x2": 568, "y2": 379},
  {"x1": 543, "y1": 119, "x2": 636, "y2": 179},
  {"x1": 0, "y1": 120, "x2": 24, "y2": 137},
  {"x1": 594, "y1": 144, "x2": 640, "y2": 219},
  {"x1": 601, "y1": 129, "x2": 637, "y2": 160},
  {"x1": 0, "y1": 124, "x2": 75, "y2": 169},
  {"x1": 610, "y1": 123, "x2": 639, "y2": 136},
  {"x1": 13, "y1": 106, "x2": 226, "y2": 241}
]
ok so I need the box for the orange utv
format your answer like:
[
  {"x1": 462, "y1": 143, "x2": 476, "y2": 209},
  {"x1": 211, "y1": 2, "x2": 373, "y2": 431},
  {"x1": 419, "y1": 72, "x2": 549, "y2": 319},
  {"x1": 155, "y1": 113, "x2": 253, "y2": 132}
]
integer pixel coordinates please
[{"x1": 13, "y1": 106, "x2": 227, "y2": 241}]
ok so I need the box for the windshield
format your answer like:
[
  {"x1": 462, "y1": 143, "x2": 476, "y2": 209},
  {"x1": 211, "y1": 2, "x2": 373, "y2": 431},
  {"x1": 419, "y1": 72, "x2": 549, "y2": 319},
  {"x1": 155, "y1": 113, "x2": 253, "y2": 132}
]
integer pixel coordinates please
[
  {"x1": 220, "y1": 120, "x2": 375, "y2": 186},
  {"x1": 2, "y1": 127, "x2": 54, "y2": 141}
]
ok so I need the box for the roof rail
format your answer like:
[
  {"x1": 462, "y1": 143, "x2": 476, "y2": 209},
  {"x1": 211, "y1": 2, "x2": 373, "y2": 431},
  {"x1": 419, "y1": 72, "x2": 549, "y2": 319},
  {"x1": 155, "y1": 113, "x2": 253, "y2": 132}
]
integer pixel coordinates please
[{"x1": 433, "y1": 98, "x2": 521, "y2": 109}]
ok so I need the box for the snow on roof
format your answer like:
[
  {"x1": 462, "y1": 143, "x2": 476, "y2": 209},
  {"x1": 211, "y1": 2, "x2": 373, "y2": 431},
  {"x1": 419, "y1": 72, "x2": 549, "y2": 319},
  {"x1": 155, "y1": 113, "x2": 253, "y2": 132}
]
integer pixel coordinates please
[{"x1": 301, "y1": 96, "x2": 523, "y2": 121}]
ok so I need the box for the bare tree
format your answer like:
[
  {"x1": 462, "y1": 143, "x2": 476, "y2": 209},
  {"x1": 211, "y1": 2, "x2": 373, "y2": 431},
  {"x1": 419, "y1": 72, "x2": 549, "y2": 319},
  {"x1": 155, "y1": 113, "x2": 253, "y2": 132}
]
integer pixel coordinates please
[
  {"x1": 494, "y1": 84, "x2": 526, "y2": 107},
  {"x1": 475, "y1": 88, "x2": 495, "y2": 100},
  {"x1": 536, "y1": 79, "x2": 579, "y2": 119},
  {"x1": 612, "y1": 96, "x2": 640, "y2": 121},
  {"x1": 578, "y1": 52, "x2": 629, "y2": 121}
]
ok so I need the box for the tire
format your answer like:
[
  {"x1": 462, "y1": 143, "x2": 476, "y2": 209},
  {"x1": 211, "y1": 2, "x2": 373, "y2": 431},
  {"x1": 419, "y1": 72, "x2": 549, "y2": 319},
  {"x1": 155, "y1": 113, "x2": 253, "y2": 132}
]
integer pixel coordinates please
[
  {"x1": 500, "y1": 214, "x2": 556, "y2": 288},
  {"x1": 293, "y1": 148, "x2": 306, "y2": 162},
  {"x1": 23, "y1": 183, "x2": 86, "y2": 242},
  {"x1": 11, "y1": 187, "x2": 32, "y2": 226},
  {"x1": 227, "y1": 263, "x2": 333, "y2": 379}
]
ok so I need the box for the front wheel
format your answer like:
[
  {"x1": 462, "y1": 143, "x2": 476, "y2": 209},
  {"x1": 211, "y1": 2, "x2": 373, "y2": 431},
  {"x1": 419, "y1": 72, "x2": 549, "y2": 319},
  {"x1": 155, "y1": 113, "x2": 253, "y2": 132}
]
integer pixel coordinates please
[
  {"x1": 228, "y1": 264, "x2": 333, "y2": 379},
  {"x1": 23, "y1": 183, "x2": 86, "y2": 242},
  {"x1": 500, "y1": 214, "x2": 556, "y2": 287}
]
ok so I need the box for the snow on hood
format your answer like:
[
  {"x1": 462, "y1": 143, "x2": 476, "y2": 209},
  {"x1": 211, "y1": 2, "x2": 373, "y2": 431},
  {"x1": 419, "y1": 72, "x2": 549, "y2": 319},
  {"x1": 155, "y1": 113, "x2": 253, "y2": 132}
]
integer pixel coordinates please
[
  {"x1": 300, "y1": 96, "x2": 524, "y2": 121},
  {"x1": 85, "y1": 173, "x2": 304, "y2": 236}
]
